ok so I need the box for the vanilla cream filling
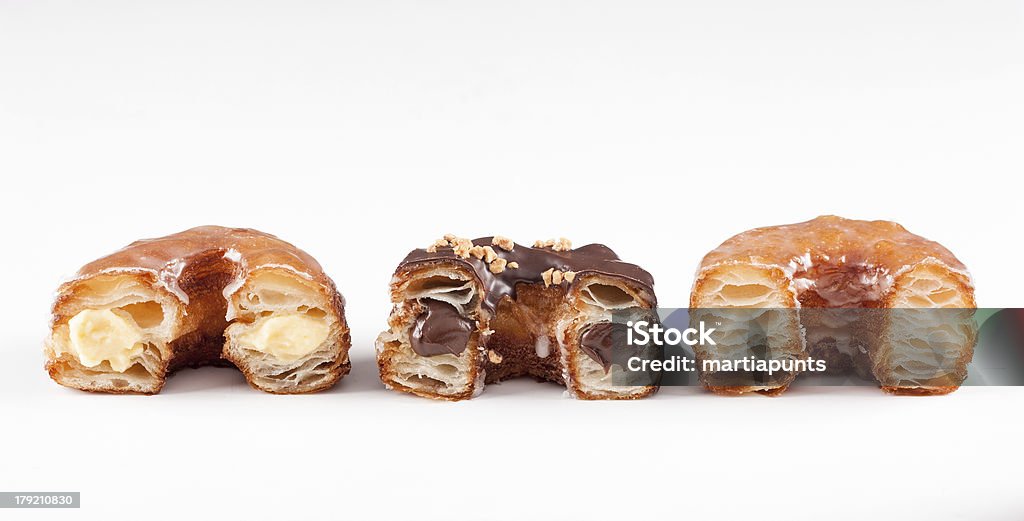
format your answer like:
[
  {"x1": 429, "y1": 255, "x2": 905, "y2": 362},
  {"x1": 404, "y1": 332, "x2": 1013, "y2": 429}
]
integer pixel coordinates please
[
  {"x1": 67, "y1": 309, "x2": 146, "y2": 372},
  {"x1": 238, "y1": 313, "x2": 329, "y2": 363}
]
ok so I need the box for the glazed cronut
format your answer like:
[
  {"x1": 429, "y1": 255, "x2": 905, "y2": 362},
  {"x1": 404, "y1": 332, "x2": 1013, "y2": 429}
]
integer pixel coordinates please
[{"x1": 690, "y1": 216, "x2": 976, "y2": 395}]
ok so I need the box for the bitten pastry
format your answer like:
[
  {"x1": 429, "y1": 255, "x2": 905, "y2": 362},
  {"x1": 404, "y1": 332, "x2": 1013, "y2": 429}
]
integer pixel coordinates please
[
  {"x1": 45, "y1": 226, "x2": 351, "y2": 394},
  {"x1": 376, "y1": 235, "x2": 658, "y2": 400},
  {"x1": 690, "y1": 215, "x2": 976, "y2": 396}
]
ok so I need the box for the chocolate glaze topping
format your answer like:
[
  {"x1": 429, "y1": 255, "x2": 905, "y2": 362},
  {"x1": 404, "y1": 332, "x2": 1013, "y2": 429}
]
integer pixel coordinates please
[
  {"x1": 69, "y1": 226, "x2": 337, "y2": 306},
  {"x1": 398, "y1": 237, "x2": 654, "y2": 314},
  {"x1": 410, "y1": 300, "x2": 474, "y2": 356}
]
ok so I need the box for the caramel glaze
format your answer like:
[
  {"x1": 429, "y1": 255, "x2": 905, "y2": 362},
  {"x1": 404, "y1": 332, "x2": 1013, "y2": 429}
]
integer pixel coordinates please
[
  {"x1": 396, "y1": 237, "x2": 655, "y2": 372},
  {"x1": 696, "y1": 215, "x2": 972, "y2": 308},
  {"x1": 52, "y1": 226, "x2": 345, "y2": 374},
  {"x1": 71, "y1": 226, "x2": 336, "y2": 303}
]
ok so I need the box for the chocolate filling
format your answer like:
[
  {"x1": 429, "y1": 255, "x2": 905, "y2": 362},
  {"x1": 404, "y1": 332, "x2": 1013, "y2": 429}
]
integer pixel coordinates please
[
  {"x1": 410, "y1": 300, "x2": 474, "y2": 356},
  {"x1": 579, "y1": 322, "x2": 624, "y2": 372}
]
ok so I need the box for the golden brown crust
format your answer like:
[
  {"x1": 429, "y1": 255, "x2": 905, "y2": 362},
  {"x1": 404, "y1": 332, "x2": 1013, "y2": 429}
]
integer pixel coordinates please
[
  {"x1": 881, "y1": 385, "x2": 958, "y2": 396},
  {"x1": 696, "y1": 215, "x2": 969, "y2": 276},
  {"x1": 703, "y1": 384, "x2": 790, "y2": 397}
]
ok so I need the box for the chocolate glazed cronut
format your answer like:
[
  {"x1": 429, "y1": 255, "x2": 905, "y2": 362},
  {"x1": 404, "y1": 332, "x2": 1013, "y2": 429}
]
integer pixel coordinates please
[{"x1": 375, "y1": 235, "x2": 658, "y2": 400}]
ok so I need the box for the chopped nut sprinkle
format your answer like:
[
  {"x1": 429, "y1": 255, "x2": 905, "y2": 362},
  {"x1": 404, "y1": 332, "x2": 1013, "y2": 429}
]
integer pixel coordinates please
[
  {"x1": 533, "y1": 237, "x2": 572, "y2": 251},
  {"x1": 563, "y1": 271, "x2": 576, "y2": 283},
  {"x1": 452, "y1": 237, "x2": 473, "y2": 258},
  {"x1": 426, "y1": 238, "x2": 448, "y2": 252},
  {"x1": 488, "y1": 257, "x2": 508, "y2": 274},
  {"x1": 488, "y1": 349, "x2": 503, "y2": 364},
  {"x1": 507, "y1": 261, "x2": 519, "y2": 269},
  {"x1": 541, "y1": 268, "x2": 554, "y2": 287},
  {"x1": 552, "y1": 270, "x2": 564, "y2": 285},
  {"x1": 469, "y1": 245, "x2": 486, "y2": 259},
  {"x1": 482, "y1": 246, "x2": 498, "y2": 263},
  {"x1": 492, "y1": 236, "x2": 514, "y2": 251}
]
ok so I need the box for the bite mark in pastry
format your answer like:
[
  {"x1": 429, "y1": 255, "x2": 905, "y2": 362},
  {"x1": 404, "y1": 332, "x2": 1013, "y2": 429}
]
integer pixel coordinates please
[
  {"x1": 376, "y1": 235, "x2": 658, "y2": 400},
  {"x1": 45, "y1": 226, "x2": 351, "y2": 394},
  {"x1": 690, "y1": 215, "x2": 976, "y2": 396}
]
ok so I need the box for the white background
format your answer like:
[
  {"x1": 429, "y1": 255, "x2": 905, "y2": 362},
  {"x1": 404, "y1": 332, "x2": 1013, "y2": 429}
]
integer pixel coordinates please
[{"x1": 2, "y1": 1, "x2": 1023, "y2": 519}]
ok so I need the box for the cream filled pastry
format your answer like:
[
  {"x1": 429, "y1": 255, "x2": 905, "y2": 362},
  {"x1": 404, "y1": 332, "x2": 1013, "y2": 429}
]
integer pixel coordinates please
[{"x1": 45, "y1": 226, "x2": 351, "y2": 394}]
